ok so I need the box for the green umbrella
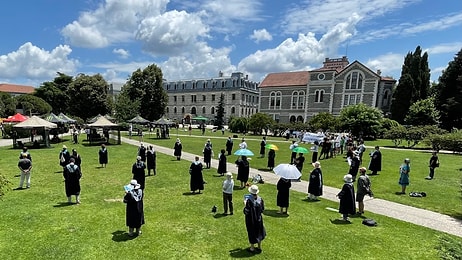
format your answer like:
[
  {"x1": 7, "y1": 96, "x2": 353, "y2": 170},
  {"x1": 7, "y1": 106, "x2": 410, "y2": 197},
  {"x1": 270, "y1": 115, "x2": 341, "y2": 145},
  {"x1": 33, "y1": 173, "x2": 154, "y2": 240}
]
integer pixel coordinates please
[
  {"x1": 292, "y1": 146, "x2": 309, "y2": 154},
  {"x1": 192, "y1": 116, "x2": 208, "y2": 121}
]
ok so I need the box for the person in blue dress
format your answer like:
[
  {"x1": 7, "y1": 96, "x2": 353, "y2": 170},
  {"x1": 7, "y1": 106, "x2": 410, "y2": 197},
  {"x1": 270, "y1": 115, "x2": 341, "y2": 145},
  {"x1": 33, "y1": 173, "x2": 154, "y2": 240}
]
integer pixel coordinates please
[{"x1": 398, "y1": 158, "x2": 411, "y2": 194}]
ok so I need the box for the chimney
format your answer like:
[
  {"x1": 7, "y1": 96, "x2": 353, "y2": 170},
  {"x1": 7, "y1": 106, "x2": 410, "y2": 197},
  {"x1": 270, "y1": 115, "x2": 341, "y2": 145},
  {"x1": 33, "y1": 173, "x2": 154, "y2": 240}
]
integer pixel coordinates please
[
  {"x1": 246, "y1": 74, "x2": 248, "y2": 80},
  {"x1": 376, "y1": 69, "x2": 381, "y2": 76},
  {"x1": 219, "y1": 71, "x2": 223, "y2": 77}
]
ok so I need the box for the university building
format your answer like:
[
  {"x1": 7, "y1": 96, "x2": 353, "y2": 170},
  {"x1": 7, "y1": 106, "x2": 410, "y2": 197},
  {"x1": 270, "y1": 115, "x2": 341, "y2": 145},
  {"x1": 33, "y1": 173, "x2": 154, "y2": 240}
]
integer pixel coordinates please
[
  {"x1": 259, "y1": 56, "x2": 395, "y2": 123},
  {"x1": 162, "y1": 72, "x2": 259, "y2": 124}
]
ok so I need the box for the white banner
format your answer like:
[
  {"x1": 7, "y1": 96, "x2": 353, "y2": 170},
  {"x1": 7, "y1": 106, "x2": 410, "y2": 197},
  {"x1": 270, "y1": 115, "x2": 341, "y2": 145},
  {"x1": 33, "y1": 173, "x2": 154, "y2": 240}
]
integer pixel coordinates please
[{"x1": 302, "y1": 132, "x2": 325, "y2": 143}]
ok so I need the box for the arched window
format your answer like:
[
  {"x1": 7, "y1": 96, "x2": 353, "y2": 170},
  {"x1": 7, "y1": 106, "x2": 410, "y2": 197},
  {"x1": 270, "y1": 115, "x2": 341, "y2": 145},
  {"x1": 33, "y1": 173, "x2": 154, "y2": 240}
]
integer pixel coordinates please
[
  {"x1": 222, "y1": 81, "x2": 225, "y2": 88},
  {"x1": 174, "y1": 107, "x2": 177, "y2": 114},
  {"x1": 291, "y1": 91, "x2": 299, "y2": 109},
  {"x1": 297, "y1": 116, "x2": 303, "y2": 122},
  {"x1": 269, "y1": 91, "x2": 282, "y2": 109},
  {"x1": 383, "y1": 89, "x2": 391, "y2": 107},
  {"x1": 345, "y1": 71, "x2": 363, "y2": 90},
  {"x1": 315, "y1": 90, "x2": 324, "y2": 103},
  {"x1": 191, "y1": 107, "x2": 196, "y2": 114},
  {"x1": 166, "y1": 107, "x2": 169, "y2": 113},
  {"x1": 202, "y1": 107, "x2": 206, "y2": 114},
  {"x1": 289, "y1": 116, "x2": 296, "y2": 123},
  {"x1": 181, "y1": 107, "x2": 185, "y2": 114},
  {"x1": 231, "y1": 107, "x2": 235, "y2": 114},
  {"x1": 211, "y1": 107, "x2": 215, "y2": 114}
]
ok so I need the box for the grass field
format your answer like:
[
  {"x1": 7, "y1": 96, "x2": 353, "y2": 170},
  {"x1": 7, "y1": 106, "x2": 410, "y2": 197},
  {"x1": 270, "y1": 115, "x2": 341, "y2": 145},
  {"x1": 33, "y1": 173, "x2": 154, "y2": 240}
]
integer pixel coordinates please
[{"x1": 0, "y1": 132, "x2": 460, "y2": 259}]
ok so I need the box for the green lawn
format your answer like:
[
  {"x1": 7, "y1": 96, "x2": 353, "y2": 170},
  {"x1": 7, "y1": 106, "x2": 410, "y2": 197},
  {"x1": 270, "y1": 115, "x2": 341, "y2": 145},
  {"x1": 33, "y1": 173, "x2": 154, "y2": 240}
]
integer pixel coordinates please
[{"x1": 0, "y1": 134, "x2": 459, "y2": 259}]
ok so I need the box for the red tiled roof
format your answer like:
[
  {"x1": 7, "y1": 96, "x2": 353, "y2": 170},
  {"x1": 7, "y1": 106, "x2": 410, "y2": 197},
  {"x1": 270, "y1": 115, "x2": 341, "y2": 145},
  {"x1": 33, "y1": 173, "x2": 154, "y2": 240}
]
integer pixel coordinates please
[
  {"x1": 381, "y1": 76, "x2": 396, "y2": 81},
  {"x1": 259, "y1": 71, "x2": 309, "y2": 88},
  {"x1": 0, "y1": 83, "x2": 35, "y2": 94}
]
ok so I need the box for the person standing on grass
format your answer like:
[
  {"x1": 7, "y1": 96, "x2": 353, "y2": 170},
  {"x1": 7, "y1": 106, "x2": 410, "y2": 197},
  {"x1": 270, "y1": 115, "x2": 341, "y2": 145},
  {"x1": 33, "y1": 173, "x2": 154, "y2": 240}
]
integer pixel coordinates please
[
  {"x1": 217, "y1": 149, "x2": 227, "y2": 176},
  {"x1": 146, "y1": 145, "x2": 156, "y2": 176},
  {"x1": 124, "y1": 179, "x2": 144, "y2": 237},
  {"x1": 307, "y1": 161, "x2": 323, "y2": 201},
  {"x1": 289, "y1": 140, "x2": 298, "y2": 164},
  {"x1": 137, "y1": 143, "x2": 147, "y2": 162},
  {"x1": 294, "y1": 153, "x2": 305, "y2": 172},
  {"x1": 244, "y1": 185, "x2": 266, "y2": 254},
  {"x1": 276, "y1": 177, "x2": 291, "y2": 214},
  {"x1": 356, "y1": 167, "x2": 372, "y2": 215},
  {"x1": 239, "y1": 138, "x2": 248, "y2": 149},
  {"x1": 19, "y1": 147, "x2": 32, "y2": 161},
  {"x1": 236, "y1": 156, "x2": 250, "y2": 189},
  {"x1": 337, "y1": 174, "x2": 355, "y2": 222},
  {"x1": 259, "y1": 137, "x2": 266, "y2": 158},
  {"x1": 368, "y1": 146, "x2": 382, "y2": 175},
  {"x1": 71, "y1": 149, "x2": 82, "y2": 171},
  {"x1": 17, "y1": 153, "x2": 32, "y2": 189},
  {"x1": 310, "y1": 141, "x2": 319, "y2": 163},
  {"x1": 189, "y1": 156, "x2": 204, "y2": 194},
  {"x1": 98, "y1": 144, "x2": 108, "y2": 168},
  {"x1": 59, "y1": 145, "x2": 71, "y2": 169},
  {"x1": 226, "y1": 136, "x2": 234, "y2": 155},
  {"x1": 203, "y1": 140, "x2": 213, "y2": 169},
  {"x1": 426, "y1": 152, "x2": 439, "y2": 180},
  {"x1": 267, "y1": 149, "x2": 275, "y2": 170},
  {"x1": 174, "y1": 138, "x2": 182, "y2": 160},
  {"x1": 63, "y1": 158, "x2": 82, "y2": 204},
  {"x1": 132, "y1": 156, "x2": 146, "y2": 190},
  {"x1": 399, "y1": 158, "x2": 411, "y2": 194},
  {"x1": 222, "y1": 172, "x2": 234, "y2": 215},
  {"x1": 348, "y1": 151, "x2": 360, "y2": 182}
]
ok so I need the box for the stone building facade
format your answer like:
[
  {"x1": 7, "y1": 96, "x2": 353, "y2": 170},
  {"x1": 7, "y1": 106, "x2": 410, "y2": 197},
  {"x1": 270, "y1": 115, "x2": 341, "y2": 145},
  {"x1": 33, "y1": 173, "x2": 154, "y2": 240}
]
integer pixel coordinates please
[
  {"x1": 259, "y1": 57, "x2": 395, "y2": 123},
  {"x1": 162, "y1": 72, "x2": 259, "y2": 124}
]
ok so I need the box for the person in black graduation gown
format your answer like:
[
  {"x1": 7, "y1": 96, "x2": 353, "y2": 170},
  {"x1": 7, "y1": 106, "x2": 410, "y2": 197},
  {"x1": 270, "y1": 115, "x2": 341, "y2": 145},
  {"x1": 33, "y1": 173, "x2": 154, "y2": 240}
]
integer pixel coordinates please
[
  {"x1": 124, "y1": 179, "x2": 144, "y2": 237},
  {"x1": 244, "y1": 185, "x2": 266, "y2": 253},
  {"x1": 217, "y1": 149, "x2": 227, "y2": 176},
  {"x1": 146, "y1": 145, "x2": 156, "y2": 176},
  {"x1": 98, "y1": 144, "x2": 108, "y2": 168},
  {"x1": 189, "y1": 156, "x2": 205, "y2": 194},
  {"x1": 276, "y1": 177, "x2": 291, "y2": 214},
  {"x1": 337, "y1": 174, "x2": 356, "y2": 222},
  {"x1": 132, "y1": 156, "x2": 146, "y2": 190}
]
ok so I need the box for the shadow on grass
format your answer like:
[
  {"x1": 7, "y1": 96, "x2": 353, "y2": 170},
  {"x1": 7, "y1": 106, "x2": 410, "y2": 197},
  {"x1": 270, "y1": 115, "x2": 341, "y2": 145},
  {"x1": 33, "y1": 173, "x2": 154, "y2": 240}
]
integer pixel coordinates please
[
  {"x1": 394, "y1": 192, "x2": 406, "y2": 195},
  {"x1": 263, "y1": 209, "x2": 289, "y2": 218},
  {"x1": 111, "y1": 230, "x2": 136, "y2": 242},
  {"x1": 53, "y1": 202, "x2": 74, "y2": 208},
  {"x1": 330, "y1": 219, "x2": 353, "y2": 225},
  {"x1": 302, "y1": 198, "x2": 321, "y2": 203},
  {"x1": 233, "y1": 186, "x2": 246, "y2": 191},
  {"x1": 229, "y1": 247, "x2": 256, "y2": 258},
  {"x1": 54, "y1": 171, "x2": 63, "y2": 174},
  {"x1": 213, "y1": 213, "x2": 228, "y2": 219},
  {"x1": 182, "y1": 192, "x2": 202, "y2": 196}
]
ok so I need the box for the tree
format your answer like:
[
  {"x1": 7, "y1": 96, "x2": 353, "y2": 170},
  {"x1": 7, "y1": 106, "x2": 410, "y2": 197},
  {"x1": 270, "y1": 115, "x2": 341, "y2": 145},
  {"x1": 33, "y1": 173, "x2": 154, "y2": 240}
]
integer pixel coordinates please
[
  {"x1": 123, "y1": 64, "x2": 168, "y2": 121},
  {"x1": 228, "y1": 116, "x2": 249, "y2": 133},
  {"x1": 308, "y1": 112, "x2": 340, "y2": 132},
  {"x1": 68, "y1": 74, "x2": 111, "y2": 120},
  {"x1": 248, "y1": 113, "x2": 275, "y2": 135},
  {"x1": 434, "y1": 48, "x2": 462, "y2": 130},
  {"x1": 0, "y1": 92, "x2": 17, "y2": 117},
  {"x1": 390, "y1": 46, "x2": 431, "y2": 123},
  {"x1": 15, "y1": 94, "x2": 52, "y2": 115},
  {"x1": 339, "y1": 103, "x2": 383, "y2": 138},
  {"x1": 404, "y1": 98, "x2": 440, "y2": 126},
  {"x1": 113, "y1": 93, "x2": 140, "y2": 122},
  {"x1": 214, "y1": 93, "x2": 225, "y2": 128}
]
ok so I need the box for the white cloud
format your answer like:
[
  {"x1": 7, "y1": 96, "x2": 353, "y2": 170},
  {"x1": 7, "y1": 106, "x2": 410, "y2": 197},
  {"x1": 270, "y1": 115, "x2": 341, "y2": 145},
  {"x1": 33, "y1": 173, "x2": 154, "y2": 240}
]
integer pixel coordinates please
[
  {"x1": 281, "y1": 0, "x2": 418, "y2": 34},
  {"x1": 136, "y1": 10, "x2": 209, "y2": 56},
  {"x1": 0, "y1": 42, "x2": 78, "y2": 80},
  {"x1": 113, "y1": 48, "x2": 130, "y2": 59},
  {"x1": 364, "y1": 53, "x2": 404, "y2": 78},
  {"x1": 250, "y1": 29, "x2": 273, "y2": 43},
  {"x1": 61, "y1": 0, "x2": 169, "y2": 48},
  {"x1": 424, "y1": 42, "x2": 462, "y2": 55}
]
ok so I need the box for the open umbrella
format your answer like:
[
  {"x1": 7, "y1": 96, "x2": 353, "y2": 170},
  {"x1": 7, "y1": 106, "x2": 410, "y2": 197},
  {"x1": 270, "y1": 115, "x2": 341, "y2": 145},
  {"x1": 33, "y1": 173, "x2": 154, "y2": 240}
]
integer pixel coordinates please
[
  {"x1": 292, "y1": 146, "x2": 309, "y2": 154},
  {"x1": 234, "y1": 148, "x2": 254, "y2": 156},
  {"x1": 265, "y1": 143, "x2": 279, "y2": 151},
  {"x1": 192, "y1": 116, "x2": 208, "y2": 121},
  {"x1": 273, "y1": 164, "x2": 302, "y2": 180}
]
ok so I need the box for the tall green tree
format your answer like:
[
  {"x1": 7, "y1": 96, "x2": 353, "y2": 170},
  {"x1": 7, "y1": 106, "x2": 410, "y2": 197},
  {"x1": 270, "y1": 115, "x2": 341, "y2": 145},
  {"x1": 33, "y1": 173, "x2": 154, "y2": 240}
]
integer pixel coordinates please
[
  {"x1": 214, "y1": 93, "x2": 225, "y2": 128},
  {"x1": 0, "y1": 92, "x2": 17, "y2": 117},
  {"x1": 68, "y1": 74, "x2": 111, "y2": 120},
  {"x1": 248, "y1": 113, "x2": 274, "y2": 135},
  {"x1": 34, "y1": 73, "x2": 73, "y2": 114},
  {"x1": 123, "y1": 64, "x2": 168, "y2": 121},
  {"x1": 404, "y1": 98, "x2": 440, "y2": 126},
  {"x1": 390, "y1": 46, "x2": 431, "y2": 123},
  {"x1": 308, "y1": 112, "x2": 340, "y2": 132},
  {"x1": 113, "y1": 93, "x2": 140, "y2": 122},
  {"x1": 434, "y1": 48, "x2": 462, "y2": 130},
  {"x1": 339, "y1": 103, "x2": 383, "y2": 138},
  {"x1": 15, "y1": 94, "x2": 52, "y2": 115}
]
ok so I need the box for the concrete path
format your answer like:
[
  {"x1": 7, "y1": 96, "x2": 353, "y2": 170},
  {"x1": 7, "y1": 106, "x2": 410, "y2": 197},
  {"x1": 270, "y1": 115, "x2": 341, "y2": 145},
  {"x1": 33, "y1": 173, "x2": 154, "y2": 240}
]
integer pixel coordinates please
[
  {"x1": 120, "y1": 136, "x2": 462, "y2": 238},
  {"x1": 2, "y1": 135, "x2": 461, "y2": 237}
]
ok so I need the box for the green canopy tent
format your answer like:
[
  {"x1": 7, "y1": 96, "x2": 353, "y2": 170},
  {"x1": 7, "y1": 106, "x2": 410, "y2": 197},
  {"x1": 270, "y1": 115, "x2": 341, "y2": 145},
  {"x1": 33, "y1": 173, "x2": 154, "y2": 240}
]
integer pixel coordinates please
[
  {"x1": 58, "y1": 113, "x2": 76, "y2": 123},
  {"x1": 45, "y1": 113, "x2": 66, "y2": 124}
]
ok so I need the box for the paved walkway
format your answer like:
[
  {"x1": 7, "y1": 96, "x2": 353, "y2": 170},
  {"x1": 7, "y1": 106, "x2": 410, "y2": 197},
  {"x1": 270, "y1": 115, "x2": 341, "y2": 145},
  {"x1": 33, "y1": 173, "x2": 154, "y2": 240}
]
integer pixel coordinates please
[{"x1": 2, "y1": 136, "x2": 461, "y2": 237}]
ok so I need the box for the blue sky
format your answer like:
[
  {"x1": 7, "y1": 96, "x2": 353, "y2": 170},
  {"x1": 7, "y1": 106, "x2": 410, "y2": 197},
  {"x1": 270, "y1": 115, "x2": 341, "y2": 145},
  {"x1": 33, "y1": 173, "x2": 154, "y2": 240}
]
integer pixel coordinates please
[{"x1": 0, "y1": 0, "x2": 461, "y2": 87}]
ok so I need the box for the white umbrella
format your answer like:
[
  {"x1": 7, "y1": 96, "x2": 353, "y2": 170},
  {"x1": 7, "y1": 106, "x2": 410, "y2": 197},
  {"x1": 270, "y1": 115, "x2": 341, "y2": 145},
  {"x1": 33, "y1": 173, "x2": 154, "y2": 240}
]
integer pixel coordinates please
[{"x1": 273, "y1": 164, "x2": 302, "y2": 180}]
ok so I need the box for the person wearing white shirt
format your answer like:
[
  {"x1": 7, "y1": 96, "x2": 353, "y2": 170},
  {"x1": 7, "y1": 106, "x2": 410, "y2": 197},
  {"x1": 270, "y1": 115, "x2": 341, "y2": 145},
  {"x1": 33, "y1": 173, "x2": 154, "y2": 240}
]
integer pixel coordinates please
[{"x1": 222, "y1": 172, "x2": 234, "y2": 215}]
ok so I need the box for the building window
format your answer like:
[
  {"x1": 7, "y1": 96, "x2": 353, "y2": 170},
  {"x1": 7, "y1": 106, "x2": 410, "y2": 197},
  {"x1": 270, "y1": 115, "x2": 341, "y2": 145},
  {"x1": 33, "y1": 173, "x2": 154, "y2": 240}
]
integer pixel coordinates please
[
  {"x1": 202, "y1": 107, "x2": 206, "y2": 114},
  {"x1": 202, "y1": 95, "x2": 206, "y2": 101},
  {"x1": 344, "y1": 94, "x2": 361, "y2": 106},
  {"x1": 182, "y1": 83, "x2": 185, "y2": 89},
  {"x1": 181, "y1": 107, "x2": 185, "y2": 114},
  {"x1": 166, "y1": 84, "x2": 170, "y2": 90},
  {"x1": 383, "y1": 89, "x2": 391, "y2": 107},
  {"x1": 222, "y1": 81, "x2": 225, "y2": 88},
  {"x1": 232, "y1": 94, "x2": 236, "y2": 100},
  {"x1": 192, "y1": 82, "x2": 196, "y2": 89},
  {"x1": 269, "y1": 91, "x2": 282, "y2": 109},
  {"x1": 345, "y1": 71, "x2": 363, "y2": 90},
  {"x1": 174, "y1": 107, "x2": 177, "y2": 114},
  {"x1": 166, "y1": 107, "x2": 169, "y2": 113},
  {"x1": 191, "y1": 107, "x2": 197, "y2": 114},
  {"x1": 191, "y1": 95, "x2": 196, "y2": 103},
  {"x1": 181, "y1": 95, "x2": 185, "y2": 102},
  {"x1": 231, "y1": 107, "x2": 235, "y2": 114},
  {"x1": 291, "y1": 91, "x2": 298, "y2": 109},
  {"x1": 173, "y1": 96, "x2": 177, "y2": 102},
  {"x1": 315, "y1": 90, "x2": 324, "y2": 103},
  {"x1": 211, "y1": 107, "x2": 215, "y2": 114},
  {"x1": 291, "y1": 91, "x2": 304, "y2": 109},
  {"x1": 174, "y1": 83, "x2": 177, "y2": 90},
  {"x1": 212, "y1": 94, "x2": 215, "y2": 101}
]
